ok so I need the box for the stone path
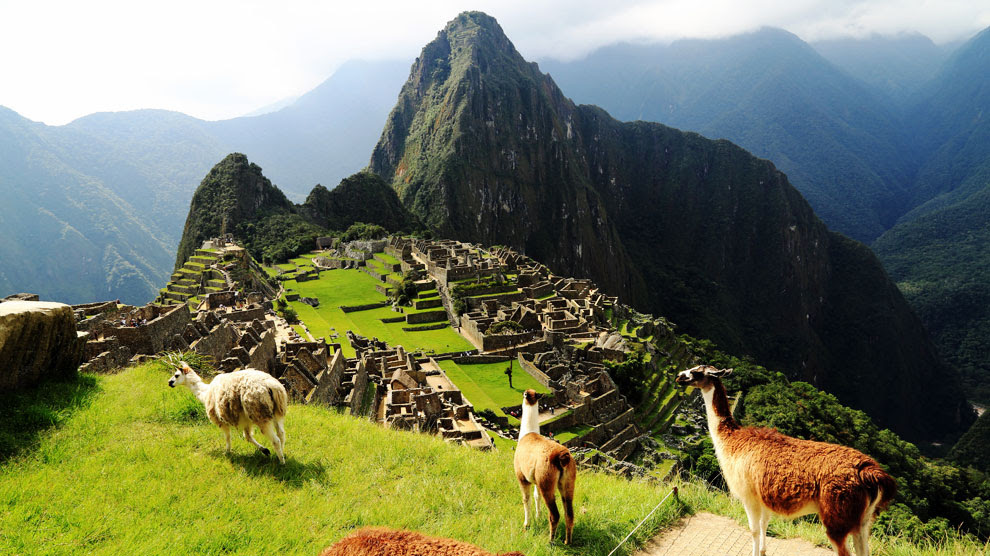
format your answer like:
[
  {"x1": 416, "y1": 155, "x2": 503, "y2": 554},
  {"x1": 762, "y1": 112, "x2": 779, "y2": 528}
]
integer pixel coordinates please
[{"x1": 634, "y1": 512, "x2": 833, "y2": 556}]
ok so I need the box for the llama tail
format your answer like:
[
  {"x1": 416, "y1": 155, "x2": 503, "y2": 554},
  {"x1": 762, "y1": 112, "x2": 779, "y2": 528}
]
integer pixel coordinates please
[
  {"x1": 553, "y1": 449, "x2": 572, "y2": 472},
  {"x1": 269, "y1": 384, "x2": 289, "y2": 418},
  {"x1": 859, "y1": 462, "x2": 897, "y2": 511}
]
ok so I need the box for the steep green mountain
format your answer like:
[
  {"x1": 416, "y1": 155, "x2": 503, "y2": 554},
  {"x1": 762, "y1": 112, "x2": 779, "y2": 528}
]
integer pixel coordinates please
[
  {"x1": 0, "y1": 60, "x2": 408, "y2": 305},
  {"x1": 370, "y1": 11, "x2": 973, "y2": 441},
  {"x1": 301, "y1": 171, "x2": 417, "y2": 232},
  {"x1": 874, "y1": 27, "x2": 990, "y2": 403},
  {"x1": 174, "y1": 153, "x2": 297, "y2": 268},
  {"x1": 176, "y1": 154, "x2": 416, "y2": 267},
  {"x1": 811, "y1": 33, "x2": 949, "y2": 108},
  {"x1": 539, "y1": 29, "x2": 914, "y2": 243},
  {"x1": 907, "y1": 26, "x2": 990, "y2": 205},
  {"x1": 949, "y1": 409, "x2": 990, "y2": 472}
]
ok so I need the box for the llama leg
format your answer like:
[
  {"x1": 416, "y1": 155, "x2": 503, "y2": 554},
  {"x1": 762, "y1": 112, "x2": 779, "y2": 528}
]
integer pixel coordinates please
[
  {"x1": 276, "y1": 417, "x2": 286, "y2": 448},
  {"x1": 851, "y1": 531, "x2": 868, "y2": 556},
  {"x1": 533, "y1": 487, "x2": 540, "y2": 519},
  {"x1": 758, "y1": 507, "x2": 770, "y2": 555},
  {"x1": 820, "y1": 484, "x2": 861, "y2": 556},
  {"x1": 518, "y1": 478, "x2": 533, "y2": 528},
  {"x1": 221, "y1": 425, "x2": 232, "y2": 452},
  {"x1": 558, "y1": 472, "x2": 575, "y2": 545},
  {"x1": 742, "y1": 501, "x2": 762, "y2": 556},
  {"x1": 827, "y1": 533, "x2": 852, "y2": 556},
  {"x1": 243, "y1": 426, "x2": 271, "y2": 457},
  {"x1": 261, "y1": 421, "x2": 284, "y2": 464},
  {"x1": 561, "y1": 494, "x2": 574, "y2": 545},
  {"x1": 541, "y1": 486, "x2": 561, "y2": 543}
]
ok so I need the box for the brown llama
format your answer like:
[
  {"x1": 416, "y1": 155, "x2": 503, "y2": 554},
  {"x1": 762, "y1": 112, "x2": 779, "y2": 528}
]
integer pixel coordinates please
[
  {"x1": 676, "y1": 365, "x2": 896, "y2": 556},
  {"x1": 513, "y1": 389, "x2": 577, "y2": 544},
  {"x1": 318, "y1": 527, "x2": 525, "y2": 556}
]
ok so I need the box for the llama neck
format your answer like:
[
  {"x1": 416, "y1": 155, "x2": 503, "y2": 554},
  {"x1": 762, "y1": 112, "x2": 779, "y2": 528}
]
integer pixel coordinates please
[
  {"x1": 184, "y1": 372, "x2": 212, "y2": 406},
  {"x1": 701, "y1": 379, "x2": 739, "y2": 440},
  {"x1": 518, "y1": 402, "x2": 540, "y2": 440}
]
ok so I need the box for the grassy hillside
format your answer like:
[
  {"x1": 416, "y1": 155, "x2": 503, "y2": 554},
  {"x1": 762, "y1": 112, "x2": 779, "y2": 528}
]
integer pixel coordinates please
[
  {"x1": 2, "y1": 364, "x2": 989, "y2": 554},
  {"x1": 0, "y1": 363, "x2": 682, "y2": 555}
]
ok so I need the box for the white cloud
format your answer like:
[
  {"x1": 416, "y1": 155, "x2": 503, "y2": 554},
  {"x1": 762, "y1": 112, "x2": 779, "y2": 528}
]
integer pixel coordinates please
[{"x1": 0, "y1": 0, "x2": 986, "y2": 125}]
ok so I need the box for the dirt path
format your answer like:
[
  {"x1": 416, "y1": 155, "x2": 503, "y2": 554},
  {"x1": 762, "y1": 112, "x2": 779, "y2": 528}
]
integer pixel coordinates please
[{"x1": 634, "y1": 512, "x2": 833, "y2": 556}]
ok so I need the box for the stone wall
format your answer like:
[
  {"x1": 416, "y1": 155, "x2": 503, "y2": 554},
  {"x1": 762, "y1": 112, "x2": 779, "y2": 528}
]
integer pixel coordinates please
[
  {"x1": 481, "y1": 331, "x2": 539, "y2": 353},
  {"x1": 517, "y1": 354, "x2": 551, "y2": 387},
  {"x1": 0, "y1": 301, "x2": 84, "y2": 389},
  {"x1": 247, "y1": 329, "x2": 277, "y2": 374},
  {"x1": 340, "y1": 302, "x2": 388, "y2": 313},
  {"x1": 405, "y1": 310, "x2": 447, "y2": 324},
  {"x1": 402, "y1": 323, "x2": 449, "y2": 332},
  {"x1": 111, "y1": 304, "x2": 191, "y2": 355},
  {"x1": 189, "y1": 321, "x2": 239, "y2": 364},
  {"x1": 224, "y1": 306, "x2": 267, "y2": 322},
  {"x1": 309, "y1": 350, "x2": 346, "y2": 406}
]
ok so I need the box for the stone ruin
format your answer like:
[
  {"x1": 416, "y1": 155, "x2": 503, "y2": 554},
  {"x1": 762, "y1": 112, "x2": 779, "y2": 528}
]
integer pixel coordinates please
[{"x1": 56, "y1": 235, "x2": 685, "y2": 465}]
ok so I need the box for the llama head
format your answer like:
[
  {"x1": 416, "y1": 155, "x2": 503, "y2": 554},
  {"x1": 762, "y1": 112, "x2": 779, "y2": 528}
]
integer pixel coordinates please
[
  {"x1": 675, "y1": 365, "x2": 732, "y2": 389},
  {"x1": 523, "y1": 389, "x2": 541, "y2": 407},
  {"x1": 168, "y1": 362, "x2": 194, "y2": 388}
]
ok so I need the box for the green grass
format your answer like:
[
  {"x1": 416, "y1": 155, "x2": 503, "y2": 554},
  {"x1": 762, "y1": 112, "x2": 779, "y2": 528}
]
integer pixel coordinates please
[
  {"x1": 281, "y1": 269, "x2": 472, "y2": 357},
  {"x1": 376, "y1": 252, "x2": 401, "y2": 266},
  {"x1": 437, "y1": 361, "x2": 550, "y2": 415},
  {"x1": 0, "y1": 364, "x2": 687, "y2": 555},
  {"x1": 3, "y1": 367, "x2": 983, "y2": 555},
  {"x1": 553, "y1": 424, "x2": 594, "y2": 444}
]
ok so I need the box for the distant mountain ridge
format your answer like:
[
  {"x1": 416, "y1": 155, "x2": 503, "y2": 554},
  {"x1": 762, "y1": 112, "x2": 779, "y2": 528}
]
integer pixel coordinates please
[
  {"x1": 540, "y1": 28, "x2": 915, "y2": 243},
  {"x1": 369, "y1": 11, "x2": 973, "y2": 441},
  {"x1": 0, "y1": 60, "x2": 409, "y2": 305},
  {"x1": 873, "y1": 26, "x2": 990, "y2": 403}
]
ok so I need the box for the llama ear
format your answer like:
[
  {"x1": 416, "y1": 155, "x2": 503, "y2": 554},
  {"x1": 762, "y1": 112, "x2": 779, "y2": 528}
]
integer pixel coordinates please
[
  {"x1": 704, "y1": 366, "x2": 732, "y2": 378},
  {"x1": 180, "y1": 362, "x2": 192, "y2": 374}
]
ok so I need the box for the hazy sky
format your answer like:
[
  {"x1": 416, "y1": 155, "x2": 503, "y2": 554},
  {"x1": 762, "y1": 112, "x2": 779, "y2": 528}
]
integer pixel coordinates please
[{"x1": 2, "y1": 0, "x2": 987, "y2": 126}]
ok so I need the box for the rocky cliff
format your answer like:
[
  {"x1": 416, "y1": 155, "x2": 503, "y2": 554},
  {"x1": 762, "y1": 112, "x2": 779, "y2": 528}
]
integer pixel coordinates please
[
  {"x1": 369, "y1": 11, "x2": 973, "y2": 441},
  {"x1": 0, "y1": 300, "x2": 83, "y2": 389}
]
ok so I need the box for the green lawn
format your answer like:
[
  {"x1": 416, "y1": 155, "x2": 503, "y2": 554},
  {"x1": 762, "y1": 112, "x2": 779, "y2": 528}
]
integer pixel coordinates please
[
  {"x1": 283, "y1": 269, "x2": 472, "y2": 357},
  {"x1": 0, "y1": 364, "x2": 688, "y2": 555},
  {"x1": 376, "y1": 252, "x2": 401, "y2": 266},
  {"x1": 554, "y1": 424, "x2": 594, "y2": 444},
  {"x1": 437, "y1": 361, "x2": 551, "y2": 416}
]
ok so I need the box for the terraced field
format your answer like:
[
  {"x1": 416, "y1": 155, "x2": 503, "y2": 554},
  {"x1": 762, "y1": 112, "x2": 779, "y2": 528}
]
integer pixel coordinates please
[{"x1": 281, "y1": 268, "x2": 472, "y2": 358}]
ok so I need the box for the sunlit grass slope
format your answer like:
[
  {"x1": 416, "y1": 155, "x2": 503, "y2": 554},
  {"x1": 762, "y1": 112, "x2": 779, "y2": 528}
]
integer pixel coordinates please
[{"x1": 0, "y1": 363, "x2": 684, "y2": 555}]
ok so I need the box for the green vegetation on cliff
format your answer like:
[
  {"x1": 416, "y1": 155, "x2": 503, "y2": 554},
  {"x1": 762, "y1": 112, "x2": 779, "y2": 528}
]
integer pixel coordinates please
[
  {"x1": 369, "y1": 11, "x2": 973, "y2": 442},
  {"x1": 873, "y1": 27, "x2": 990, "y2": 404},
  {"x1": 175, "y1": 155, "x2": 418, "y2": 269},
  {"x1": 302, "y1": 171, "x2": 417, "y2": 233}
]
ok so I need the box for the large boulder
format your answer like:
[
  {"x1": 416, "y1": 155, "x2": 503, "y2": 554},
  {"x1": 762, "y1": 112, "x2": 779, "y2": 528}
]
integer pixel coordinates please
[{"x1": 0, "y1": 301, "x2": 84, "y2": 389}]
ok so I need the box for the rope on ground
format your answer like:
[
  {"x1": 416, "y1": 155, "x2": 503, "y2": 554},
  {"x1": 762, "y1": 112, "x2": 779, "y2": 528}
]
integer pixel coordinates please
[{"x1": 606, "y1": 486, "x2": 679, "y2": 556}]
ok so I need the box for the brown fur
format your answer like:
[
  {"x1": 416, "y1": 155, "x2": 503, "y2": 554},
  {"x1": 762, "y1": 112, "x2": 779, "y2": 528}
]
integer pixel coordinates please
[
  {"x1": 319, "y1": 527, "x2": 525, "y2": 556},
  {"x1": 513, "y1": 432, "x2": 577, "y2": 544},
  {"x1": 677, "y1": 365, "x2": 896, "y2": 556}
]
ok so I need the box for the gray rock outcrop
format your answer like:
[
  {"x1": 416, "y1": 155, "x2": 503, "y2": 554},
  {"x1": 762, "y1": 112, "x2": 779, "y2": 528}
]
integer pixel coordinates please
[{"x1": 0, "y1": 301, "x2": 84, "y2": 389}]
